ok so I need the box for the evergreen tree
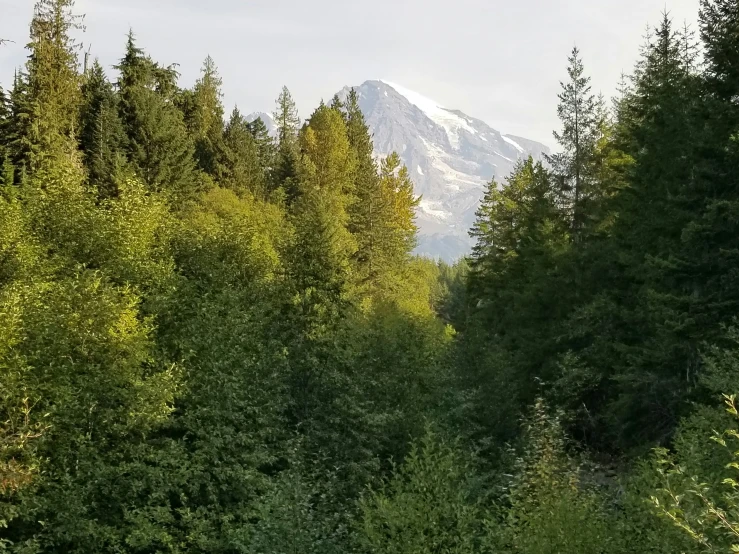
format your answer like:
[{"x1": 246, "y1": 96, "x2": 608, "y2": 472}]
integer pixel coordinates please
[
  {"x1": 115, "y1": 30, "x2": 196, "y2": 199},
  {"x1": 4, "y1": 72, "x2": 33, "y2": 186},
  {"x1": 79, "y1": 59, "x2": 128, "y2": 196},
  {"x1": 187, "y1": 55, "x2": 224, "y2": 175},
  {"x1": 248, "y1": 115, "x2": 275, "y2": 182},
  {"x1": 343, "y1": 88, "x2": 383, "y2": 286},
  {"x1": 680, "y1": 0, "x2": 739, "y2": 335},
  {"x1": 377, "y1": 152, "x2": 419, "y2": 270},
  {"x1": 461, "y1": 158, "x2": 570, "y2": 444},
  {"x1": 290, "y1": 104, "x2": 356, "y2": 317},
  {"x1": 22, "y1": 0, "x2": 84, "y2": 165},
  {"x1": 607, "y1": 13, "x2": 701, "y2": 445},
  {"x1": 342, "y1": 89, "x2": 418, "y2": 290},
  {"x1": 284, "y1": 105, "x2": 356, "y2": 459},
  {"x1": 0, "y1": 86, "x2": 13, "y2": 187},
  {"x1": 219, "y1": 107, "x2": 264, "y2": 197},
  {"x1": 272, "y1": 86, "x2": 300, "y2": 198},
  {"x1": 547, "y1": 47, "x2": 601, "y2": 238},
  {"x1": 558, "y1": 14, "x2": 703, "y2": 450}
]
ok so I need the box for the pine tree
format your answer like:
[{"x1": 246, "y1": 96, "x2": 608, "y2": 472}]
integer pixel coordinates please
[
  {"x1": 219, "y1": 107, "x2": 264, "y2": 197},
  {"x1": 115, "y1": 30, "x2": 196, "y2": 199},
  {"x1": 0, "y1": 86, "x2": 13, "y2": 187},
  {"x1": 343, "y1": 88, "x2": 383, "y2": 285},
  {"x1": 187, "y1": 55, "x2": 224, "y2": 175},
  {"x1": 23, "y1": 0, "x2": 84, "y2": 165},
  {"x1": 547, "y1": 47, "x2": 601, "y2": 239},
  {"x1": 570, "y1": 13, "x2": 703, "y2": 449},
  {"x1": 685, "y1": 0, "x2": 739, "y2": 329},
  {"x1": 272, "y1": 86, "x2": 300, "y2": 198},
  {"x1": 79, "y1": 59, "x2": 128, "y2": 196},
  {"x1": 248, "y1": 115, "x2": 275, "y2": 180},
  {"x1": 377, "y1": 152, "x2": 419, "y2": 271}
]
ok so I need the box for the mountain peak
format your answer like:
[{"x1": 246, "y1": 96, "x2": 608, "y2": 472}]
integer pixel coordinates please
[
  {"x1": 377, "y1": 80, "x2": 476, "y2": 150},
  {"x1": 343, "y1": 80, "x2": 551, "y2": 261}
]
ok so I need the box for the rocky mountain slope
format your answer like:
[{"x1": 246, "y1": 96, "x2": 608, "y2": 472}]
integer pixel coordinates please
[{"x1": 341, "y1": 80, "x2": 550, "y2": 262}]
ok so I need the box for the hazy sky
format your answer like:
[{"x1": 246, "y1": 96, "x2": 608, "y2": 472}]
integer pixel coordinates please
[{"x1": 1, "y1": 0, "x2": 700, "y2": 147}]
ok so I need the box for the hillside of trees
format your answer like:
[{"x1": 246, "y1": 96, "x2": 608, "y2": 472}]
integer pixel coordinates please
[{"x1": 4, "y1": 0, "x2": 739, "y2": 552}]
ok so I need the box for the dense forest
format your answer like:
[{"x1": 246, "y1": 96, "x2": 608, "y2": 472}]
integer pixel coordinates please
[{"x1": 4, "y1": 0, "x2": 739, "y2": 552}]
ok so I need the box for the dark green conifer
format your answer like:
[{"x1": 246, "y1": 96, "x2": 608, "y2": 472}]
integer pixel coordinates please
[
  {"x1": 79, "y1": 59, "x2": 128, "y2": 196},
  {"x1": 272, "y1": 86, "x2": 300, "y2": 198},
  {"x1": 115, "y1": 30, "x2": 195, "y2": 199}
]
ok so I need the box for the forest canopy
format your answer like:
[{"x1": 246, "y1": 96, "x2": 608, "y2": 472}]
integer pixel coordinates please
[{"x1": 3, "y1": 1, "x2": 739, "y2": 553}]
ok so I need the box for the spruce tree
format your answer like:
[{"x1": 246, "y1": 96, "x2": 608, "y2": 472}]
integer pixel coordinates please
[
  {"x1": 115, "y1": 31, "x2": 196, "y2": 199},
  {"x1": 219, "y1": 107, "x2": 264, "y2": 197},
  {"x1": 187, "y1": 55, "x2": 224, "y2": 175},
  {"x1": 547, "y1": 47, "x2": 601, "y2": 239},
  {"x1": 248, "y1": 115, "x2": 275, "y2": 181},
  {"x1": 272, "y1": 86, "x2": 300, "y2": 198},
  {"x1": 79, "y1": 59, "x2": 128, "y2": 196},
  {"x1": 0, "y1": 86, "x2": 13, "y2": 186},
  {"x1": 23, "y1": 0, "x2": 84, "y2": 165}
]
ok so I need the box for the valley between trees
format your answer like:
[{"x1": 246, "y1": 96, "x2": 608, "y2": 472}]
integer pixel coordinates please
[{"x1": 3, "y1": 0, "x2": 739, "y2": 552}]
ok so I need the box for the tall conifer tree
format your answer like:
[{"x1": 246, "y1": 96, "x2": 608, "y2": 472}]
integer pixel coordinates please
[
  {"x1": 115, "y1": 31, "x2": 195, "y2": 198},
  {"x1": 547, "y1": 47, "x2": 601, "y2": 239},
  {"x1": 23, "y1": 0, "x2": 84, "y2": 165},
  {"x1": 272, "y1": 86, "x2": 300, "y2": 198},
  {"x1": 219, "y1": 107, "x2": 264, "y2": 197},
  {"x1": 79, "y1": 59, "x2": 128, "y2": 196},
  {"x1": 248, "y1": 115, "x2": 275, "y2": 177},
  {"x1": 187, "y1": 55, "x2": 224, "y2": 175}
]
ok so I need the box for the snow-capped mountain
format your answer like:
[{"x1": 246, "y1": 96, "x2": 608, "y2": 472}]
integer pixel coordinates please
[
  {"x1": 246, "y1": 111, "x2": 278, "y2": 136},
  {"x1": 339, "y1": 80, "x2": 550, "y2": 262},
  {"x1": 247, "y1": 82, "x2": 549, "y2": 262}
]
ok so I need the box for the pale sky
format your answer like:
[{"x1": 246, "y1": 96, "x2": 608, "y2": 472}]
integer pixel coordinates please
[{"x1": 1, "y1": 0, "x2": 700, "y2": 148}]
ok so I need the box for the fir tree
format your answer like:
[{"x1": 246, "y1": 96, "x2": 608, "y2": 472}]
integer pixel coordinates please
[
  {"x1": 219, "y1": 107, "x2": 264, "y2": 197},
  {"x1": 187, "y1": 55, "x2": 224, "y2": 175},
  {"x1": 685, "y1": 0, "x2": 739, "y2": 329},
  {"x1": 568, "y1": 13, "x2": 703, "y2": 449},
  {"x1": 291, "y1": 104, "x2": 356, "y2": 301},
  {"x1": 343, "y1": 88, "x2": 382, "y2": 284},
  {"x1": 23, "y1": 0, "x2": 84, "y2": 165},
  {"x1": 248, "y1": 115, "x2": 275, "y2": 181},
  {"x1": 0, "y1": 86, "x2": 13, "y2": 186},
  {"x1": 79, "y1": 59, "x2": 128, "y2": 196},
  {"x1": 547, "y1": 47, "x2": 601, "y2": 238},
  {"x1": 377, "y1": 152, "x2": 419, "y2": 271},
  {"x1": 115, "y1": 31, "x2": 196, "y2": 199},
  {"x1": 272, "y1": 85, "x2": 300, "y2": 198}
]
